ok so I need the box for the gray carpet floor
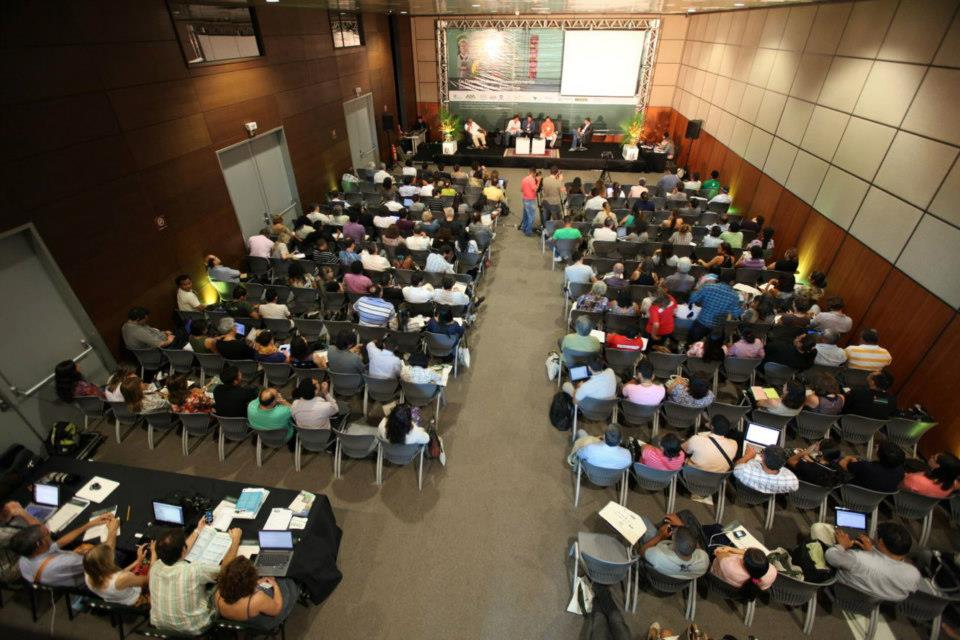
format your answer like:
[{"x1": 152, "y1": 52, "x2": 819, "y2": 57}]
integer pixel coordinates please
[{"x1": 0, "y1": 167, "x2": 954, "y2": 639}]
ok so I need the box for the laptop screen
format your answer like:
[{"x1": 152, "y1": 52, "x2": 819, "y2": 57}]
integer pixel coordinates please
[
  {"x1": 234, "y1": 322, "x2": 246, "y2": 336},
  {"x1": 153, "y1": 502, "x2": 185, "y2": 525},
  {"x1": 744, "y1": 422, "x2": 780, "y2": 448},
  {"x1": 259, "y1": 530, "x2": 294, "y2": 550},
  {"x1": 835, "y1": 508, "x2": 867, "y2": 531},
  {"x1": 569, "y1": 366, "x2": 591, "y2": 382},
  {"x1": 34, "y1": 483, "x2": 59, "y2": 507}
]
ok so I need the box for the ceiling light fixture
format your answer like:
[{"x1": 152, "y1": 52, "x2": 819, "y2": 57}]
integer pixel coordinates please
[
  {"x1": 687, "y1": 7, "x2": 696, "y2": 12},
  {"x1": 734, "y1": 2, "x2": 745, "y2": 5}
]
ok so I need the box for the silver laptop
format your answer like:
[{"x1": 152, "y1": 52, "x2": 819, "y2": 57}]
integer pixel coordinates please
[
  {"x1": 152, "y1": 501, "x2": 185, "y2": 526},
  {"x1": 743, "y1": 422, "x2": 780, "y2": 450},
  {"x1": 835, "y1": 507, "x2": 867, "y2": 535},
  {"x1": 254, "y1": 530, "x2": 294, "y2": 577},
  {"x1": 26, "y1": 483, "x2": 60, "y2": 522}
]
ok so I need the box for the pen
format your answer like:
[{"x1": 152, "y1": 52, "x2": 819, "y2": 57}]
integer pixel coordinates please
[{"x1": 126, "y1": 505, "x2": 131, "y2": 522}]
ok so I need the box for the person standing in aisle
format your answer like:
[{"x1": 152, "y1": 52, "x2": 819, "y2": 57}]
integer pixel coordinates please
[{"x1": 520, "y1": 167, "x2": 542, "y2": 237}]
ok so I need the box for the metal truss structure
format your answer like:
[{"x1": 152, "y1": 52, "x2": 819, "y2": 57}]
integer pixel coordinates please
[{"x1": 436, "y1": 17, "x2": 661, "y2": 113}]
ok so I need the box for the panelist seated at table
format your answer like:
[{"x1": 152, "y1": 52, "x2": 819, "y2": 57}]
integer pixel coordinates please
[
  {"x1": 522, "y1": 112, "x2": 539, "y2": 137},
  {"x1": 215, "y1": 557, "x2": 299, "y2": 632},
  {"x1": 9, "y1": 511, "x2": 115, "y2": 588},
  {"x1": 505, "y1": 114, "x2": 522, "y2": 145},
  {"x1": 463, "y1": 118, "x2": 487, "y2": 149},
  {"x1": 150, "y1": 520, "x2": 242, "y2": 636},
  {"x1": 539, "y1": 116, "x2": 557, "y2": 148},
  {"x1": 84, "y1": 518, "x2": 151, "y2": 606}
]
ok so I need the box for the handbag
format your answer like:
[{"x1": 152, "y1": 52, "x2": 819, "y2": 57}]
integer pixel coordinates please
[{"x1": 457, "y1": 346, "x2": 471, "y2": 369}]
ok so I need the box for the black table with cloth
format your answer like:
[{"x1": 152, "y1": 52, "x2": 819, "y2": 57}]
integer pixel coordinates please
[{"x1": 15, "y1": 457, "x2": 343, "y2": 604}]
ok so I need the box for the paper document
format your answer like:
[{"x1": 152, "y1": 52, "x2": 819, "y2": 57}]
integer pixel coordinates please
[
  {"x1": 289, "y1": 517, "x2": 308, "y2": 530},
  {"x1": 46, "y1": 498, "x2": 89, "y2": 534},
  {"x1": 452, "y1": 282, "x2": 468, "y2": 294},
  {"x1": 751, "y1": 386, "x2": 779, "y2": 401},
  {"x1": 288, "y1": 491, "x2": 316, "y2": 517},
  {"x1": 263, "y1": 508, "x2": 293, "y2": 531},
  {"x1": 590, "y1": 330, "x2": 606, "y2": 342},
  {"x1": 430, "y1": 364, "x2": 453, "y2": 387},
  {"x1": 186, "y1": 526, "x2": 233, "y2": 565},
  {"x1": 76, "y1": 476, "x2": 119, "y2": 503},
  {"x1": 598, "y1": 502, "x2": 647, "y2": 545},
  {"x1": 83, "y1": 506, "x2": 118, "y2": 543},
  {"x1": 726, "y1": 525, "x2": 771, "y2": 556},
  {"x1": 238, "y1": 544, "x2": 260, "y2": 560},
  {"x1": 211, "y1": 499, "x2": 236, "y2": 532},
  {"x1": 733, "y1": 283, "x2": 762, "y2": 298}
]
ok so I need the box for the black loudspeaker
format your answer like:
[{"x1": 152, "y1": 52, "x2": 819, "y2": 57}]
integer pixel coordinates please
[
  {"x1": 382, "y1": 114, "x2": 395, "y2": 130},
  {"x1": 685, "y1": 119, "x2": 703, "y2": 139}
]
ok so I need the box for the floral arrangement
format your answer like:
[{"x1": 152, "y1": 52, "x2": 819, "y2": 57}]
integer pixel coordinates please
[
  {"x1": 439, "y1": 107, "x2": 462, "y2": 141},
  {"x1": 619, "y1": 111, "x2": 646, "y2": 146}
]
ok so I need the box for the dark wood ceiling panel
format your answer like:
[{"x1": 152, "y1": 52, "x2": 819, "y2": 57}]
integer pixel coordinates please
[{"x1": 69, "y1": 0, "x2": 176, "y2": 43}]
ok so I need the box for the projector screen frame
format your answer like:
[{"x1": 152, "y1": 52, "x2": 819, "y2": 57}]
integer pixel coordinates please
[{"x1": 436, "y1": 16, "x2": 660, "y2": 116}]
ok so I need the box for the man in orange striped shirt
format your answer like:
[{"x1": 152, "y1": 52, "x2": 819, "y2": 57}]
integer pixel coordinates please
[{"x1": 844, "y1": 328, "x2": 892, "y2": 371}]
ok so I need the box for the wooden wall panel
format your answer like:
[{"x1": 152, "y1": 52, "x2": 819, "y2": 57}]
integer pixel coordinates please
[
  {"x1": 899, "y1": 315, "x2": 960, "y2": 457},
  {"x1": 706, "y1": 139, "x2": 728, "y2": 179},
  {"x1": 853, "y1": 270, "x2": 955, "y2": 391},
  {"x1": 823, "y1": 236, "x2": 892, "y2": 337},
  {"x1": 0, "y1": 3, "x2": 400, "y2": 359},
  {"x1": 796, "y1": 209, "x2": 845, "y2": 280},
  {"x1": 749, "y1": 174, "x2": 784, "y2": 219},
  {"x1": 769, "y1": 190, "x2": 811, "y2": 256}
]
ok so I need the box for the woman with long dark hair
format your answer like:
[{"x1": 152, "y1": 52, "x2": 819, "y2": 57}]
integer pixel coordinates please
[
  {"x1": 215, "y1": 556, "x2": 299, "y2": 631},
  {"x1": 902, "y1": 453, "x2": 960, "y2": 498},
  {"x1": 378, "y1": 403, "x2": 430, "y2": 445},
  {"x1": 710, "y1": 546, "x2": 776, "y2": 597},
  {"x1": 54, "y1": 360, "x2": 103, "y2": 402}
]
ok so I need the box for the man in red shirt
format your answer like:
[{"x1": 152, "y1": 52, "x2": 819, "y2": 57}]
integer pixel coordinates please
[
  {"x1": 646, "y1": 291, "x2": 677, "y2": 345},
  {"x1": 519, "y1": 167, "x2": 541, "y2": 236},
  {"x1": 607, "y1": 330, "x2": 646, "y2": 351}
]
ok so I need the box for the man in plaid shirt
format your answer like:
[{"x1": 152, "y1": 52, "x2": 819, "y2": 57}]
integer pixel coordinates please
[
  {"x1": 689, "y1": 270, "x2": 742, "y2": 341},
  {"x1": 733, "y1": 446, "x2": 799, "y2": 494}
]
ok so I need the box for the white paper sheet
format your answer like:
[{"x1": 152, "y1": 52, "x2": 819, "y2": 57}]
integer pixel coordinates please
[
  {"x1": 262, "y1": 508, "x2": 293, "y2": 531},
  {"x1": 598, "y1": 502, "x2": 648, "y2": 545}
]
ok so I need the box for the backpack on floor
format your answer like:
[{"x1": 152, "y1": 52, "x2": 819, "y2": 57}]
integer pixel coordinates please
[
  {"x1": 48, "y1": 421, "x2": 80, "y2": 456},
  {"x1": 549, "y1": 392, "x2": 574, "y2": 431}
]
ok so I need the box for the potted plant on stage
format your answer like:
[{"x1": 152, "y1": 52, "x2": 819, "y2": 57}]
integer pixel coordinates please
[
  {"x1": 619, "y1": 111, "x2": 645, "y2": 161},
  {"x1": 439, "y1": 107, "x2": 462, "y2": 156}
]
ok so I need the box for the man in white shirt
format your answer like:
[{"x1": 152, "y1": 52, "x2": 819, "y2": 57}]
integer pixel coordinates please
[
  {"x1": 366, "y1": 339, "x2": 402, "y2": 379},
  {"x1": 592, "y1": 219, "x2": 617, "y2": 243},
  {"x1": 419, "y1": 181, "x2": 434, "y2": 198},
  {"x1": 405, "y1": 227, "x2": 433, "y2": 251},
  {"x1": 373, "y1": 210, "x2": 400, "y2": 228},
  {"x1": 464, "y1": 118, "x2": 487, "y2": 149},
  {"x1": 373, "y1": 162, "x2": 391, "y2": 185},
  {"x1": 584, "y1": 188, "x2": 607, "y2": 213},
  {"x1": 814, "y1": 330, "x2": 848, "y2": 367},
  {"x1": 562, "y1": 361, "x2": 617, "y2": 402},
  {"x1": 505, "y1": 114, "x2": 522, "y2": 144},
  {"x1": 403, "y1": 273, "x2": 435, "y2": 303},
  {"x1": 248, "y1": 230, "x2": 274, "y2": 258},
  {"x1": 811, "y1": 297, "x2": 853, "y2": 334},
  {"x1": 175, "y1": 275, "x2": 205, "y2": 312},
  {"x1": 628, "y1": 179, "x2": 648, "y2": 198},
  {"x1": 564, "y1": 252, "x2": 595, "y2": 286},
  {"x1": 425, "y1": 247, "x2": 456, "y2": 274},
  {"x1": 432, "y1": 275, "x2": 470, "y2": 307},
  {"x1": 398, "y1": 177, "x2": 420, "y2": 199},
  {"x1": 708, "y1": 187, "x2": 732, "y2": 204},
  {"x1": 360, "y1": 245, "x2": 391, "y2": 272},
  {"x1": 401, "y1": 160, "x2": 417, "y2": 178},
  {"x1": 258, "y1": 289, "x2": 291, "y2": 320},
  {"x1": 290, "y1": 379, "x2": 339, "y2": 430},
  {"x1": 383, "y1": 199, "x2": 404, "y2": 214}
]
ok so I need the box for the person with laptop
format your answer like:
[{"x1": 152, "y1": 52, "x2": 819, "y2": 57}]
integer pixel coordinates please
[
  {"x1": 809, "y1": 520, "x2": 924, "y2": 602},
  {"x1": 733, "y1": 445, "x2": 799, "y2": 495},
  {"x1": 681, "y1": 415, "x2": 738, "y2": 474},
  {"x1": 786, "y1": 440, "x2": 848, "y2": 487},
  {"x1": 9, "y1": 513, "x2": 115, "y2": 588},
  {"x1": 150, "y1": 519, "x2": 242, "y2": 635},
  {"x1": 215, "y1": 556, "x2": 299, "y2": 632},
  {"x1": 562, "y1": 359, "x2": 617, "y2": 404}
]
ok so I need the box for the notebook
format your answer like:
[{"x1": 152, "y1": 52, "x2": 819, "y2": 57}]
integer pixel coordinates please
[{"x1": 750, "y1": 386, "x2": 779, "y2": 401}]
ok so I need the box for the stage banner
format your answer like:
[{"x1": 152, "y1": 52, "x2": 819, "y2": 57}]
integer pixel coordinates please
[{"x1": 448, "y1": 28, "x2": 563, "y2": 96}]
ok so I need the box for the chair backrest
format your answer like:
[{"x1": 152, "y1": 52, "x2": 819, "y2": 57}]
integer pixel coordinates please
[
  {"x1": 685, "y1": 357, "x2": 720, "y2": 378},
  {"x1": 295, "y1": 426, "x2": 334, "y2": 452},
  {"x1": 562, "y1": 348, "x2": 597, "y2": 368},
  {"x1": 646, "y1": 352, "x2": 686, "y2": 378},
  {"x1": 733, "y1": 478, "x2": 774, "y2": 505},
  {"x1": 680, "y1": 466, "x2": 729, "y2": 495},
  {"x1": 363, "y1": 374, "x2": 401, "y2": 401},
  {"x1": 214, "y1": 415, "x2": 250, "y2": 440},
  {"x1": 838, "y1": 484, "x2": 896, "y2": 512},
  {"x1": 632, "y1": 463, "x2": 677, "y2": 491},
  {"x1": 335, "y1": 429, "x2": 379, "y2": 458},
  {"x1": 261, "y1": 362, "x2": 293, "y2": 385},
  {"x1": 108, "y1": 401, "x2": 138, "y2": 424},
  {"x1": 176, "y1": 413, "x2": 213, "y2": 434},
  {"x1": 891, "y1": 490, "x2": 941, "y2": 520},
  {"x1": 707, "y1": 572, "x2": 753, "y2": 602},
  {"x1": 262, "y1": 317, "x2": 292, "y2": 338},
  {"x1": 897, "y1": 589, "x2": 956, "y2": 622},
  {"x1": 604, "y1": 348, "x2": 643, "y2": 376},
  {"x1": 787, "y1": 480, "x2": 831, "y2": 511},
  {"x1": 131, "y1": 348, "x2": 164, "y2": 370},
  {"x1": 832, "y1": 583, "x2": 883, "y2": 616},
  {"x1": 257, "y1": 427, "x2": 289, "y2": 448},
  {"x1": 400, "y1": 381, "x2": 439, "y2": 405},
  {"x1": 385, "y1": 331, "x2": 423, "y2": 353},
  {"x1": 751, "y1": 409, "x2": 793, "y2": 430},
  {"x1": 74, "y1": 395, "x2": 105, "y2": 416},
  {"x1": 195, "y1": 353, "x2": 225, "y2": 375},
  {"x1": 706, "y1": 401, "x2": 751, "y2": 427},
  {"x1": 763, "y1": 362, "x2": 796, "y2": 387},
  {"x1": 226, "y1": 359, "x2": 260, "y2": 380},
  {"x1": 768, "y1": 572, "x2": 832, "y2": 607},
  {"x1": 884, "y1": 417, "x2": 936, "y2": 447},
  {"x1": 722, "y1": 356, "x2": 762, "y2": 383},
  {"x1": 619, "y1": 399, "x2": 660, "y2": 426},
  {"x1": 841, "y1": 367, "x2": 872, "y2": 388},
  {"x1": 329, "y1": 370, "x2": 364, "y2": 395},
  {"x1": 577, "y1": 396, "x2": 617, "y2": 421},
  {"x1": 293, "y1": 318, "x2": 326, "y2": 339},
  {"x1": 644, "y1": 564, "x2": 695, "y2": 594},
  {"x1": 380, "y1": 441, "x2": 423, "y2": 465},
  {"x1": 837, "y1": 414, "x2": 887, "y2": 443},
  {"x1": 161, "y1": 349, "x2": 195, "y2": 372},
  {"x1": 143, "y1": 411, "x2": 177, "y2": 429},
  {"x1": 424, "y1": 332, "x2": 459, "y2": 357},
  {"x1": 795, "y1": 410, "x2": 839, "y2": 440},
  {"x1": 662, "y1": 401, "x2": 703, "y2": 428}
]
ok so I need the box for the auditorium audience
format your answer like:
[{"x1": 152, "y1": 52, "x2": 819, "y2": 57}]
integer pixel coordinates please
[
  {"x1": 839, "y1": 441, "x2": 905, "y2": 493},
  {"x1": 845, "y1": 328, "x2": 893, "y2": 372},
  {"x1": 733, "y1": 445, "x2": 799, "y2": 494},
  {"x1": 682, "y1": 416, "x2": 737, "y2": 473}
]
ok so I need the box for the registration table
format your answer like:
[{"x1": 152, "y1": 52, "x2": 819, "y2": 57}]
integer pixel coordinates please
[{"x1": 15, "y1": 457, "x2": 343, "y2": 604}]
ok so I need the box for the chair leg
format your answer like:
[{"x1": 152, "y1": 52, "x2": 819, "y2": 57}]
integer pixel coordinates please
[
  {"x1": 334, "y1": 441, "x2": 342, "y2": 479},
  {"x1": 570, "y1": 542, "x2": 580, "y2": 602},
  {"x1": 571, "y1": 405, "x2": 579, "y2": 444},
  {"x1": 376, "y1": 445, "x2": 383, "y2": 486},
  {"x1": 148, "y1": 425, "x2": 154, "y2": 450},
  {"x1": 930, "y1": 613, "x2": 942, "y2": 640},
  {"x1": 869, "y1": 506, "x2": 878, "y2": 538},
  {"x1": 744, "y1": 599, "x2": 755, "y2": 626},
  {"x1": 686, "y1": 578, "x2": 698, "y2": 620},
  {"x1": 667, "y1": 477, "x2": 677, "y2": 514},
  {"x1": 802, "y1": 594, "x2": 817, "y2": 635},
  {"x1": 865, "y1": 435, "x2": 875, "y2": 461},
  {"x1": 716, "y1": 480, "x2": 726, "y2": 522},
  {"x1": 29, "y1": 587, "x2": 37, "y2": 623},
  {"x1": 866, "y1": 606, "x2": 878, "y2": 640},
  {"x1": 181, "y1": 430, "x2": 188, "y2": 456},
  {"x1": 652, "y1": 412, "x2": 660, "y2": 438},
  {"x1": 116, "y1": 418, "x2": 122, "y2": 444},
  {"x1": 295, "y1": 438, "x2": 301, "y2": 472},
  {"x1": 218, "y1": 431, "x2": 225, "y2": 462},
  {"x1": 619, "y1": 472, "x2": 628, "y2": 506},
  {"x1": 256, "y1": 437, "x2": 262, "y2": 467},
  {"x1": 765, "y1": 496, "x2": 775, "y2": 530},
  {"x1": 920, "y1": 512, "x2": 932, "y2": 547},
  {"x1": 818, "y1": 496, "x2": 827, "y2": 523},
  {"x1": 417, "y1": 449, "x2": 424, "y2": 491},
  {"x1": 574, "y1": 464, "x2": 582, "y2": 507},
  {"x1": 362, "y1": 388, "x2": 369, "y2": 418}
]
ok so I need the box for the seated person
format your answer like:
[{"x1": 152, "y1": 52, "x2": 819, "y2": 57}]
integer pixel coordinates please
[
  {"x1": 120, "y1": 374, "x2": 169, "y2": 414},
  {"x1": 432, "y1": 275, "x2": 471, "y2": 308},
  {"x1": 733, "y1": 445, "x2": 799, "y2": 494},
  {"x1": 607, "y1": 289, "x2": 638, "y2": 316},
  {"x1": 786, "y1": 440, "x2": 848, "y2": 487},
  {"x1": 754, "y1": 379, "x2": 806, "y2": 417},
  {"x1": 602, "y1": 263, "x2": 629, "y2": 287},
  {"x1": 665, "y1": 374, "x2": 715, "y2": 409},
  {"x1": 122, "y1": 306, "x2": 184, "y2": 350},
  {"x1": 327, "y1": 333, "x2": 365, "y2": 375},
  {"x1": 645, "y1": 291, "x2": 676, "y2": 344},
  {"x1": 247, "y1": 388, "x2": 293, "y2": 443},
  {"x1": 710, "y1": 547, "x2": 777, "y2": 592},
  {"x1": 215, "y1": 558, "x2": 299, "y2": 632},
  {"x1": 253, "y1": 331, "x2": 289, "y2": 364},
  {"x1": 572, "y1": 424, "x2": 632, "y2": 470},
  {"x1": 84, "y1": 517, "x2": 151, "y2": 605},
  {"x1": 839, "y1": 441, "x2": 905, "y2": 493},
  {"x1": 223, "y1": 287, "x2": 260, "y2": 320},
  {"x1": 379, "y1": 403, "x2": 431, "y2": 445},
  {"x1": 562, "y1": 359, "x2": 617, "y2": 403},
  {"x1": 575, "y1": 281, "x2": 609, "y2": 313},
  {"x1": 259, "y1": 290, "x2": 291, "y2": 321},
  {"x1": 426, "y1": 308, "x2": 465, "y2": 341},
  {"x1": 10, "y1": 514, "x2": 114, "y2": 587},
  {"x1": 622, "y1": 361, "x2": 666, "y2": 406},
  {"x1": 366, "y1": 338, "x2": 403, "y2": 380},
  {"x1": 213, "y1": 364, "x2": 258, "y2": 418},
  {"x1": 686, "y1": 331, "x2": 727, "y2": 361},
  {"x1": 844, "y1": 328, "x2": 892, "y2": 372},
  {"x1": 637, "y1": 513, "x2": 709, "y2": 579},
  {"x1": 561, "y1": 316, "x2": 603, "y2": 365},
  {"x1": 343, "y1": 260, "x2": 375, "y2": 294},
  {"x1": 727, "y1": 326, "x2": 765, "y2": 359},
  {"x1": 289, "y1": 336, "x2": 325, "y2": 369},
  {"x1": 901, "y1": 452, "x2": 960, "y2": 498},
  {"x1": 814, "y1": 329, "x2": 847, "y2": 367},
  {"x1": 843, "y1": 370, "x2": 896, "y2": 420},
  {"x1": 763, "y1": 333, "x2": 817, "y2": 371},
  {"x1": 53, "y1": 360, "x2": 103, "y2": 402},
  {"x1": 206, "y1": 254, "x2": 241, "y2": 283},
  {"x1": 662, "y1": 258, "x2": 695, "y2": 294},
  {"x1": 682, "y1": 415, "x2": 738, "y2": 473},
  {"x1": 290, "y1": 378, "x2": 338, "y2": 430},
  {"x1": 401, "y1": 352, "x2": 444, "y2": 385},
  {"x1": 639, "y1": 433, "x2": 686, "y2": 471},
  {"x1": 810, "y1": 521, "x2": 923, "y2": 601},
  {"x1": 186, "y1": 319, "x2": 216, "y2": 354},
  {"x1": 167, "y1": 372, "x2": 214, "y2": 414},
  {"x1": 150, "y1": 523, "x2": 242, "y2": 635},
  {"x1": 354, "y1": 286, "x2": 398, "y2": 329},
  {"x1": 804, "y1": 373, "x2": 844, "y2": 415}
]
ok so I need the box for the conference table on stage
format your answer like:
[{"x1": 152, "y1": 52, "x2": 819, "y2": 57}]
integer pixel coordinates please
[{"x1": 15, "y1": 457, "x2": 343, "y2": 604}]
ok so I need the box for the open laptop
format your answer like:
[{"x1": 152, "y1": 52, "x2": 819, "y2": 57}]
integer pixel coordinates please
[
  {"x1": 569, "y1": 366, "x2": 592, "y2": 382},
  {"x1": 743, "y1": 422, "x2": 781, "y2": 450},
  {"x1": 835, "y1": 507, "x2": 867, "y2": 536},
  {"x1": 153, "y1": 501, "x2": 185, "y2": 527},
  {"x1": 26, "y1": 483, "x2": 60, "y2": 522},
  {"x1": 254, "y1": 530, "x2": 294, "y2": 577}
]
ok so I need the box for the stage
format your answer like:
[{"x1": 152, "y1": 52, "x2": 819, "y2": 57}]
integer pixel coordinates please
[{"x1": 412, "y1": 142, "x2": 666, "y2": 173}]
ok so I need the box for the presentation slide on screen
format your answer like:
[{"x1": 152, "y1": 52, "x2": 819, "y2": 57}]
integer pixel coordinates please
[{"x1": 447, "y1": 28, "x2": 646, "y2": 105}]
